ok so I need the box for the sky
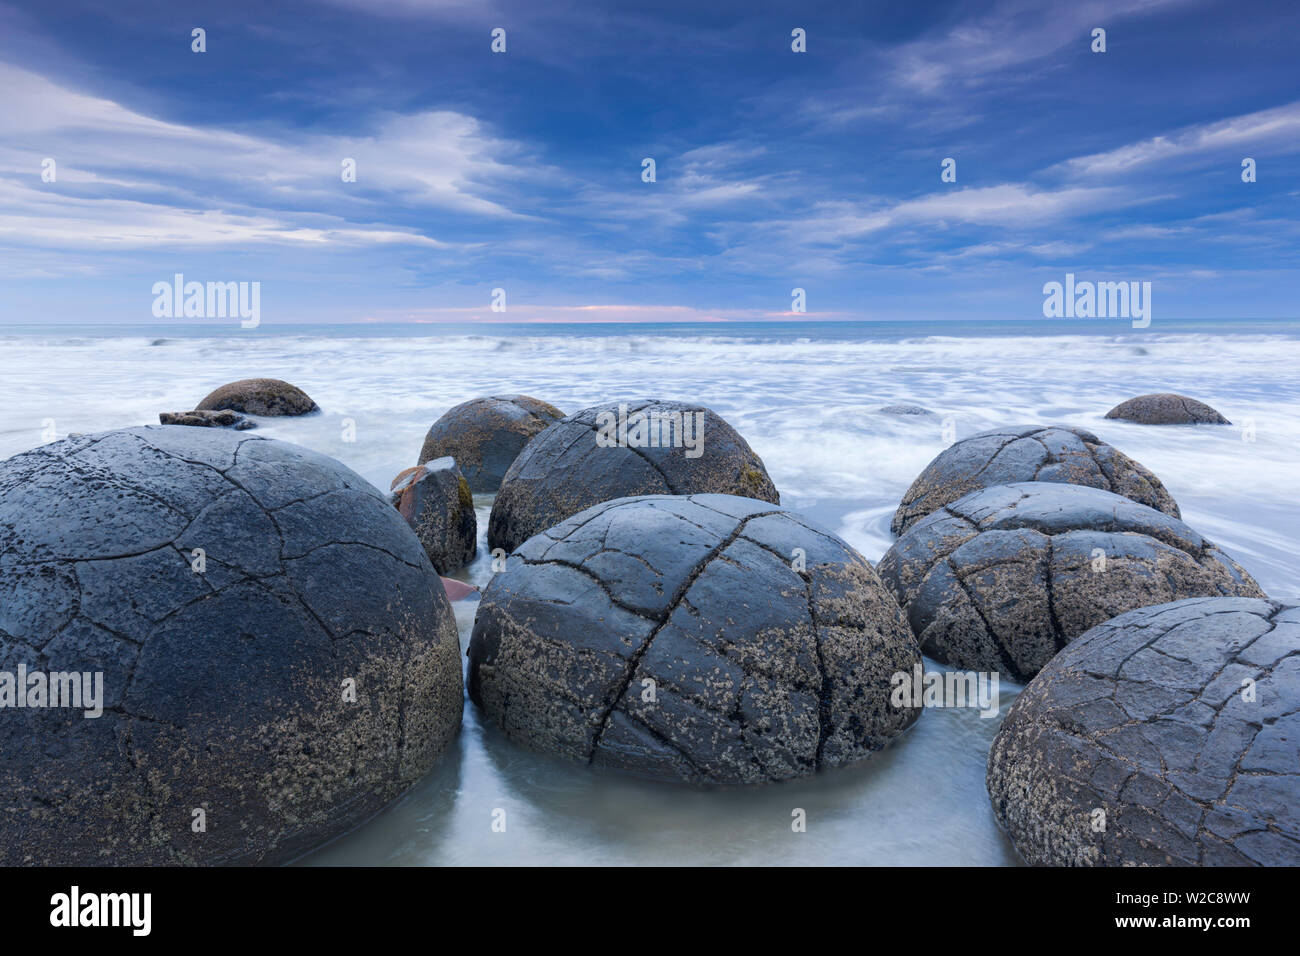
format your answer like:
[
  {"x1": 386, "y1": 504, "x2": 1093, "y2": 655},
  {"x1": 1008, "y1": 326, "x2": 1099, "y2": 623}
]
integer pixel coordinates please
[{"x1": 0, "y1": 0, "x2": 1298, "y2": 326}]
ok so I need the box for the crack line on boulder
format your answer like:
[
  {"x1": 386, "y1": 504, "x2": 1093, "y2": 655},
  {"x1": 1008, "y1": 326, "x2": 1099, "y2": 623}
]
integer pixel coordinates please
[
  {"x1": 1044, "y1": 537, "x2": 1069, "y2": 653},
  {"x1": 585, "y1": 509, "x2": 785, "y2": 763},
  {"x1": 515, "y1": 554, "x2": 663, "y2": 622},
  {"x1": 948, "y1": 557, "x2": 1022, "y2": 680}
]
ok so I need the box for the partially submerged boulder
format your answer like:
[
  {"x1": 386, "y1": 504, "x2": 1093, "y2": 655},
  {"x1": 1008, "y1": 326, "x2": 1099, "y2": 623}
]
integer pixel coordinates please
[
  {"x1": 469, "y1": 494, "x2": 921, "y2": 784},
  {"x1": 391, "y1": 458, "x2": 477, "y2": 574},
  {"x1": 159, "y1": 409, "x2": 255, "y2": 430},
  {"x1": 891, "y1": 425, "x2": 1179, "y2": 535},
  {"x1": 1104, "y1": 393, "x2": 1230, "y2": 425},
  {"x1": 196, "y1": 378, "x2": 318, "y2": 416},
  {"x1": 418, "y1": 395, "x2": 565, "y2": 493},
  {"x1": 879, "y1": 404, "x2": 935, "y2": 416},
  {"x1": 877, "y1": 482, "x2": 1264, "y2": 681},
  {"x1": 487, "y1": 400, "x2": 779, "y2": 553},
  {"x1": 0, "y1": 426, "x2": 462, "y2": 865},
  {"x1": 988, "y1": 597, "x2": 1300, "y2": 866}
]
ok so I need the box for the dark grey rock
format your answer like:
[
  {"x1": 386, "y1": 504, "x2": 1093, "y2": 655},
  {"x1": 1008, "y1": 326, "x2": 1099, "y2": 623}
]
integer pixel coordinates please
[
  {"x1": 1104, "y1": 393, "x2": 1230, "y2": 425},
  {"x1": 987, "y1": 597, "x2": 1300, "y2": 866},
  {"x1": 196, "y1": 378, "x2": 318, "y2": 416},
  {"x1": 877, "y1": 482, "x2": 1264, "y2": 682},
  {"x1": 469, "y1": 493, "x2": 921, "y2": 785},
  {"x1": 879, "y1": 404, "x2": 934, "y2": 416},
  {"x1": 0, "y1": 425, "x2": 462, "y2": 865},
  {"x1": 418, "y1": 395, "x2": 565, "y2": 493},
  {"x1": 487, "y1": 400, "x2": 780, "y2": 553},
  {"x1": 390, "y1": 457, "x2": 477, "y2": 574},
  {"x1": 159, "y1": 409, "x2": 255, "y2": 430},
  {"x1": 892, "y1": 425, "x2": 1180, "y2": 535}
]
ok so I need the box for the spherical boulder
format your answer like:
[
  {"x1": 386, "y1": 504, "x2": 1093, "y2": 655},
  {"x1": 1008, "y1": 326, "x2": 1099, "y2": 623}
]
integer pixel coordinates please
[
  {"x1": 488, "y1": 400, "x2": 780, "y2": 553},
  {"x1": 1104, "y1": 393, "x2": 1230, "y2": 425},
  {"x1": 877, "y1": 482, "x2": 1264, "y2": 682},
  {"x1": 197, "y1": 378, "x2": 318, "y2": 416},
  {"x1": 891, "y1": 425, "x2": 1179, "y2": 536},
  {"x1": 418, "y1": 395, "x2": 565, "y2": 493},
  {"x1": 469, "y1": 493, "x2": 921, "y2": 785},
  {"x1": 390, "y1": 457, "x2": 477, "y2": 574},
  {"x1": 988, "y1": 597, "x2": 1300, "y2": 866},
  {"x1": 0, "y1": 426, "x2": 462, "y2": 865}
]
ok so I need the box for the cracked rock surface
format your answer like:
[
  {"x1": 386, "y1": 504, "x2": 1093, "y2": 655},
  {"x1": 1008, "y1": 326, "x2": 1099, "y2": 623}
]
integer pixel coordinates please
[
  {"x1": 0, "y1": 425, "x2": 462, "y2": 865},
  {"x1": 196, "y1": 378, "x2": 318, "y2": 416},
  {"x1": 418, "y1": 394, "x2": 565, "y2": 493},
  {"x1": 391, "y1": 457, "x2": 477, "y2": 574},
  {"x1": 1104, "y1": 393, "x2": 1231, "y2": 425},
  {"x1": 987, "y1": 597, "x2": 1300, "y2": 866},
  {"x1": 891, "y1": 425, "x2": 1180, "y2": 535},
  {"x1": 487, "y1": 399, "x2": 780, "y2": 553},
  {"x1": 468, "y1": 493, "x2": 921, "y2": 785},
  {"x1": 877, "y1": 482, "x2": 1264, "y2": 682}
]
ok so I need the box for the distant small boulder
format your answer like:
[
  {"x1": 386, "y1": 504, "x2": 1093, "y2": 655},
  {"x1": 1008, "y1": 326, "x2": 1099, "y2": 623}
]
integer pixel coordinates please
[
  {"x1": 879, "y1": 404, "x2": 935, "y2": 416},
  {"x1": 197, "y1": 378, "x2": 318, "y2": 416},
  {"x1": 1104, "y1": 393, "x2": 1230, "y2": 425},
  {"x1": 159, "y1": 409, "x2": 255, "y2": 430}
]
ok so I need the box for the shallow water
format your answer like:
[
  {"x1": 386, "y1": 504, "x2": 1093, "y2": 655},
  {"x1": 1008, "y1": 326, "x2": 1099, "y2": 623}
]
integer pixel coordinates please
[{"x1": 1, "y1": 321, "x2": 1296, "y2": 865}]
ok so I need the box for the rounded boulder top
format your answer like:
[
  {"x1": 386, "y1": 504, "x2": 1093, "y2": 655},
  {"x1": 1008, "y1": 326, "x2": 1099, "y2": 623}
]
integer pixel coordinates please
[
  {"x1": 486, "y1": 399, "x2": 780, "y2": 553},
  {"x1": 1104, "y1": 393, "x2": 1230, "y2": 425},
  {"x1": 469, "y1": 493, "x2": 921, "y2": 785},
  {"x1": 988, "y1": 597, "x2": 1300, "y2": 866},
  {"x1": 877, "y1": 482, "x2": 1264, "y2": 682},
  {"x1": 418, "y1": 394, "x2": 565, "y2": 493},
  {"x1": 891, "y1": 424, "x2": 1180, "y2": 536},
  {"x1": 196, "y1": 377, "x2": 319, "y2": 416},
  {"x1": 0, "y1": 425, "x2": 462, "y2": 865}
]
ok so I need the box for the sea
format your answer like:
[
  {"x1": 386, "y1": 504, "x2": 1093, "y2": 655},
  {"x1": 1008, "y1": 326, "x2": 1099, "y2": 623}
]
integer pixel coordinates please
[{"x1": 1, "y1": 317, "x2": 1296, "y2": 865}]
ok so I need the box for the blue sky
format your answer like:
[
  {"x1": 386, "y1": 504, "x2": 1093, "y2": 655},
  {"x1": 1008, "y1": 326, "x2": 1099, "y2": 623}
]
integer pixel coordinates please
[{"x1": 1, "y1": 0, "x2": 1298, "y2": 325}]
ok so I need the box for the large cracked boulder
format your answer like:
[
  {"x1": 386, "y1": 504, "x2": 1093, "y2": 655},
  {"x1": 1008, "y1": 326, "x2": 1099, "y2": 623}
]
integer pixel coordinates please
[
  {"x1": 988, "y1": 597, "x2": 1300, "y2": 866},
  {"x1": 891, "y1": 425, "x2": 1179, "y2": 536},
  {"x1": 488, "y1": 400, "x2": 779, "y2": 553},
  {"x1": 469, "y1": 494, "x2": 921, "y2": 784},
  {"x1": 1104, "y1": 393, "x2": 1230, "y2": 425},
  {"x1": 418, "y1": 395, "x2": 565, "y2": 493},
  {"x1": 0, "y1": 426, "x2": 463, "y2": 865},
  {"x1": 197, "y1": 378, "x2": 318, "y2": 416},
  {"x1": 877, "y1": 482, "x2": 1264, "y2": 681},
  {"x1": 390, "y1": 457, "x2": 477, "y2": 574}
]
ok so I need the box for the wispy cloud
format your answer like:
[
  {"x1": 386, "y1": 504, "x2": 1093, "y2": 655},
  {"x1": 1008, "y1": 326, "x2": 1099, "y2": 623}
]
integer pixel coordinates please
[
  {"x1": 884, "y1": 0, "x2": 1191, "y2": 94},
  {"x1": 0, "y1": 60, "x2": 539, "y2": 255},
  {"x1": 1058, "y1": 101, "x2": 1300, "y2": 177}
]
